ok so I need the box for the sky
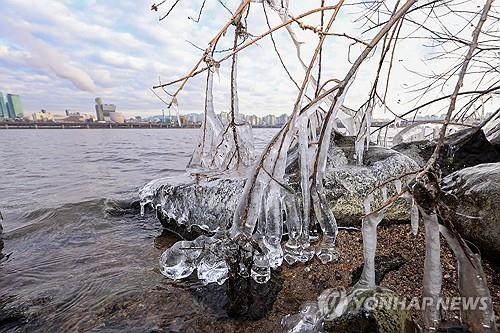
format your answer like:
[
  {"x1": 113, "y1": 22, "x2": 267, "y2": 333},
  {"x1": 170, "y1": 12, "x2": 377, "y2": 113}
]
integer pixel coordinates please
[{"x1": 0, "y1": 0, "x2": 498, "y2": 118}]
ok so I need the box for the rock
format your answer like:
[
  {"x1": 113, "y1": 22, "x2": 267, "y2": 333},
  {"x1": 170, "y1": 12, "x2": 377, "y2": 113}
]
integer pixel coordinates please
[
  {"x1": 393, "y1": 128, "x2": 500, "y2": 176},
  {"x1": 140, "y1": 176, "x2": 244, "y2": 234},
  {"x1": 320, "y1": 136, "x2": 418, "y2": 227},
  {"x1": 0, "y1": 296, "x2": 27, "y2": 331},
  {"x1": 323, "y1": 287, "x2": 416, "y2": 333},
  {"x1": 187, "y1": 267, "x2": 283, "y2": 321},
  {"x1": 485, "y1": 120, "x2": 500, "y2": 153},
  {"x1": 350, "y1": 253, "x2": 408, "y2": 286},
  {"x1": 224, "y1": 270, "x2": 283, "y2": 320},
  {"x1": 442, "y1": 163, "x2": 500, "y2": 263},
  {"x1": 140, "y1": 134, "x2": 419, "y2": 236}
]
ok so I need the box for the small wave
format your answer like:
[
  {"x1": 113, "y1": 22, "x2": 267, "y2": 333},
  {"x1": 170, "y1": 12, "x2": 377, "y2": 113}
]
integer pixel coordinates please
[
  {"x1": 87, "y1": 157, "x2": 142, "y2": 163},
  {"x1": 4, "y1": 198, "x2": 141, "y2": 238}
]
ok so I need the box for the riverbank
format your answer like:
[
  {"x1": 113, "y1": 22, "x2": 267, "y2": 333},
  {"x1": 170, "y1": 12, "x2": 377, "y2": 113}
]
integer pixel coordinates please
[{"x1": 62, "y1": 223, "x2": 499, "y2": 332}]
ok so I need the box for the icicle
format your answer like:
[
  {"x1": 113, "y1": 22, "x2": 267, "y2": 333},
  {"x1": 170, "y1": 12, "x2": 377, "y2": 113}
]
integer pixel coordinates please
[
  {"x1": 394, "y1": 179, "x2": 402, "y2": 193},
  {"x1": 337, "y1": 107, "x2": 358, "y2": 135},
  {"x1": 376, "y1": 129, "x2": 383, "y2": 146},
  {"x1": 354, "y1": 136, "x2": 365, "y2": 166},
  {"x1": 357, "y1": 193, "x2": 384, "y2": 288},
  {"x1": 188, "y1": 68, "x2": 223, "y2": 170},
  {"x1": 439, "y1": 225, "x2": 496, "y2": 332},
  {"x1": 365, "y1": 105, "x2": 373, "y2": 149},
  {"x1": 251, "y1": 184, "x2": 272, "y2": 283},
  {"x1": 354, "y1": 104, "x2": 373, "y2": 165},
  {"x1": 140, "y1": 201, "x2": 147, "y2": 217},
  {"x1": 420, "y1": 209, "x2": 442, "y2": 332},
  {"x1": 171, "y1": 97, "x2": 182, "y2": 127},
  {"x1": 311, "y1": 185, "x2": 338, "y2": 264},
  {"x1": 381, "y1": 186, "x2": 388, "y2": 202},
  {"x1": 283, "y1": 193, "x2": 301, "y2": 265},
  {"x1": 297, "y1": 115, "x2": 311, "y2": 237},
  {"x1": 262, "y1": 185, "x2": 284, "y2": 268},
  {"x1": 310, "y1": 84, "x2": 352, "y2": 263},
  {"x1": 230, "y1": 177, "x2": 265, "y2": 239},
  {"x1": 410, "y1": 198, "x2": 419, "y2": 235}
]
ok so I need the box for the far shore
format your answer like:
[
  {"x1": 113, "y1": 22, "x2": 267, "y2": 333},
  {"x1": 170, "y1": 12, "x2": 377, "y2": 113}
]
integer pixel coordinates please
[{"x1": 0, "y1": 121, "x2": 395, "y2": 130}]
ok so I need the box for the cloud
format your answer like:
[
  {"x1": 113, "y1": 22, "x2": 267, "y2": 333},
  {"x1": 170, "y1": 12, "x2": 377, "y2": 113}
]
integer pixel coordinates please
[
  {"x1": 0, "y1": 18, "x2": 96, "y2": 93},
  {"x1": 23, "y1": 33, "x2": 97, "y2": 93},
  {"x1": 0, "y1": 0, "x2": 497, "y2": 118}
]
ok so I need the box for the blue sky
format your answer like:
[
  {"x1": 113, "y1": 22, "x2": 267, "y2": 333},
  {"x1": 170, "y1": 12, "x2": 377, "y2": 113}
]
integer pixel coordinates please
[{"x1": 0, "y1": 0, "x2": 495, "y2": 118}]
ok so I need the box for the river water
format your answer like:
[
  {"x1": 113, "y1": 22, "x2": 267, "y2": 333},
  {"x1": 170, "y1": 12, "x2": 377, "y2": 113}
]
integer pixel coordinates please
[{"x1": 0, "y1": 128, "x2": 276, "y2": 332}]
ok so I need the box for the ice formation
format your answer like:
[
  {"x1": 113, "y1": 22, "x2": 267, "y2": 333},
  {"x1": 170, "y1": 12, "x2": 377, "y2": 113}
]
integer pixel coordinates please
[
  {"x1": 187, "y1": 23, "x2": 254, "y2": 173},
  {"x1": 410, "y1": 198, "x2": 419, "y2": 235},
  {"x1": 392, "y1": 122, "x2": 470, "y2": 145},
  {"x1": 148, "y1": 1, "x2": 496, "y2": 331},
  {"x1": 439, "y1": 225, "x2": 496, "y2": 332},
  {"x1": 420, "y1": 209, "x2": 442, "y2": 331},
  {"x1": 356, "y1": 193, "x2": 384, "y2": 288},
  {"x1": 154, "y1": 0, "x2": 414, "y2": 285}
]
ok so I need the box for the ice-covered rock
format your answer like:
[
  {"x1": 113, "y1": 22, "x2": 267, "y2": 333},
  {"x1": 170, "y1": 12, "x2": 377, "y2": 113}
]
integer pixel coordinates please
[
  {"x1": 140, "y1": 175, "x2": 244, "y2": 235},
  {"x1": 282, "y1": 287, "x2": 416, "y2": 333},
  {"x1": 322, "y1": 288, "x2": 416, "y2": 333},
  {"x1": 442, "y1": 162, "x2": 500, "y2": 262},
  {"x1": 393, "y1": 128, "x2": 499, "y2": 176},
  {"x1": 140, "y1": 136, "x2": 419, "y2": 236}
]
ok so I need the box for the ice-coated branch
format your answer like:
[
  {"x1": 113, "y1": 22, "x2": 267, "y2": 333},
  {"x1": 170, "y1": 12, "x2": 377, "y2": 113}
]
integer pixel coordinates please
[
  {"x1": 187, "y1": 3, "x2": 254, "y2": 173},
  {"x1": 419, "y1": 0, "x2": 494, "y2": 176},
  {"x1": 187, "y1": 66, "x2": 223, "y2": 170},
  {"x1": 439, "y1": 225, "x2": 496, "y2": 332},
  {"x1": 152, "y1": 0, "x2": 252, "y2": 112},
  {"x1": 152, "y1": 5, "x2": 339, "y2": 91},
  {"x1": 421, "y1": 209, "x2": 442, "y2": 331},
  {"x1": 357, "y1": 194, "x2": 384, "y2": 288}
]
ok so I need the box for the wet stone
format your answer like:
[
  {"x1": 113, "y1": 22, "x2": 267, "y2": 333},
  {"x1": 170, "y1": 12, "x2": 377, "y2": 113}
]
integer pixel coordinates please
[
  {"x1": 323, "y1": 287, "x2": 417, "y2": 333},
  {"x1": 393, "y1": 128, "x2": 500, "y2": 176},
  {"x1": 350, "y1": 253, "x2": 408, "y2": 287}
]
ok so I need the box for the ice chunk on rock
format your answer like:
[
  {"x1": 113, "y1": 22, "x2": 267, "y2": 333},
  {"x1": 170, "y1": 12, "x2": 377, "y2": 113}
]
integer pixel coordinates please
[
  {"x1": 159, "y1": 238, "x2": 204, "y2": 279},
  {"x1": 197, "y1": 251, "x2": 229, "y2": 285}
]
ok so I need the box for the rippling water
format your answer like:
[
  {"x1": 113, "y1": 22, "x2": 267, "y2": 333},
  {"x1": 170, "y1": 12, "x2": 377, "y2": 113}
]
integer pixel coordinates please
[{"x1": 0, "y1": 128, "x2": 276, "y2": 332}]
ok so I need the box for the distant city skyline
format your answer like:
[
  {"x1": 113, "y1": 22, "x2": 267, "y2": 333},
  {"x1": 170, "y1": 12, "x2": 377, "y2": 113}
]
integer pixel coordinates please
[{"x1": 0, "y1": 92, "x2": 24, "y2": 119}]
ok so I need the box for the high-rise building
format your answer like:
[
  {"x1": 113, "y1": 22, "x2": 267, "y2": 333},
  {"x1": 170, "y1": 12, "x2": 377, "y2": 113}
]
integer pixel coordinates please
[
  {"x1": 95, "y1": 97, "x2": 117, "y2": 122},
  {"x1": 0, "y1": 93, "x2": 5, "y2": 118},
  {"x1": 6, "y1": 94, "x2": 24, "y2": 118},
  {"x1": 276, "y1": 113, "x2": 289, "y2": 126},
  {"x1": 32, "y1": 110, "x2": 54, "y2": 122}
]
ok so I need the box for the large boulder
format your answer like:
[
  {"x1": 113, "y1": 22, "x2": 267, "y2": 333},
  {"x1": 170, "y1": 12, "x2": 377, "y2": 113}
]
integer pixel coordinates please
[
  {"x1": 140, "y1": 135, "x2": 419, "y2": 235},
  {"x1": 322, "y1": 288, "x2": 416, "y2": 333},
  {"x1": 442, "y1": 163, "x2": 500, "y2": 263},
  {"x1": 393, "y1": 128, "x2": 499, "y2": 176},
  {"x1": 320, "y1": 136, "x2": 418, "y2": 226}
]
